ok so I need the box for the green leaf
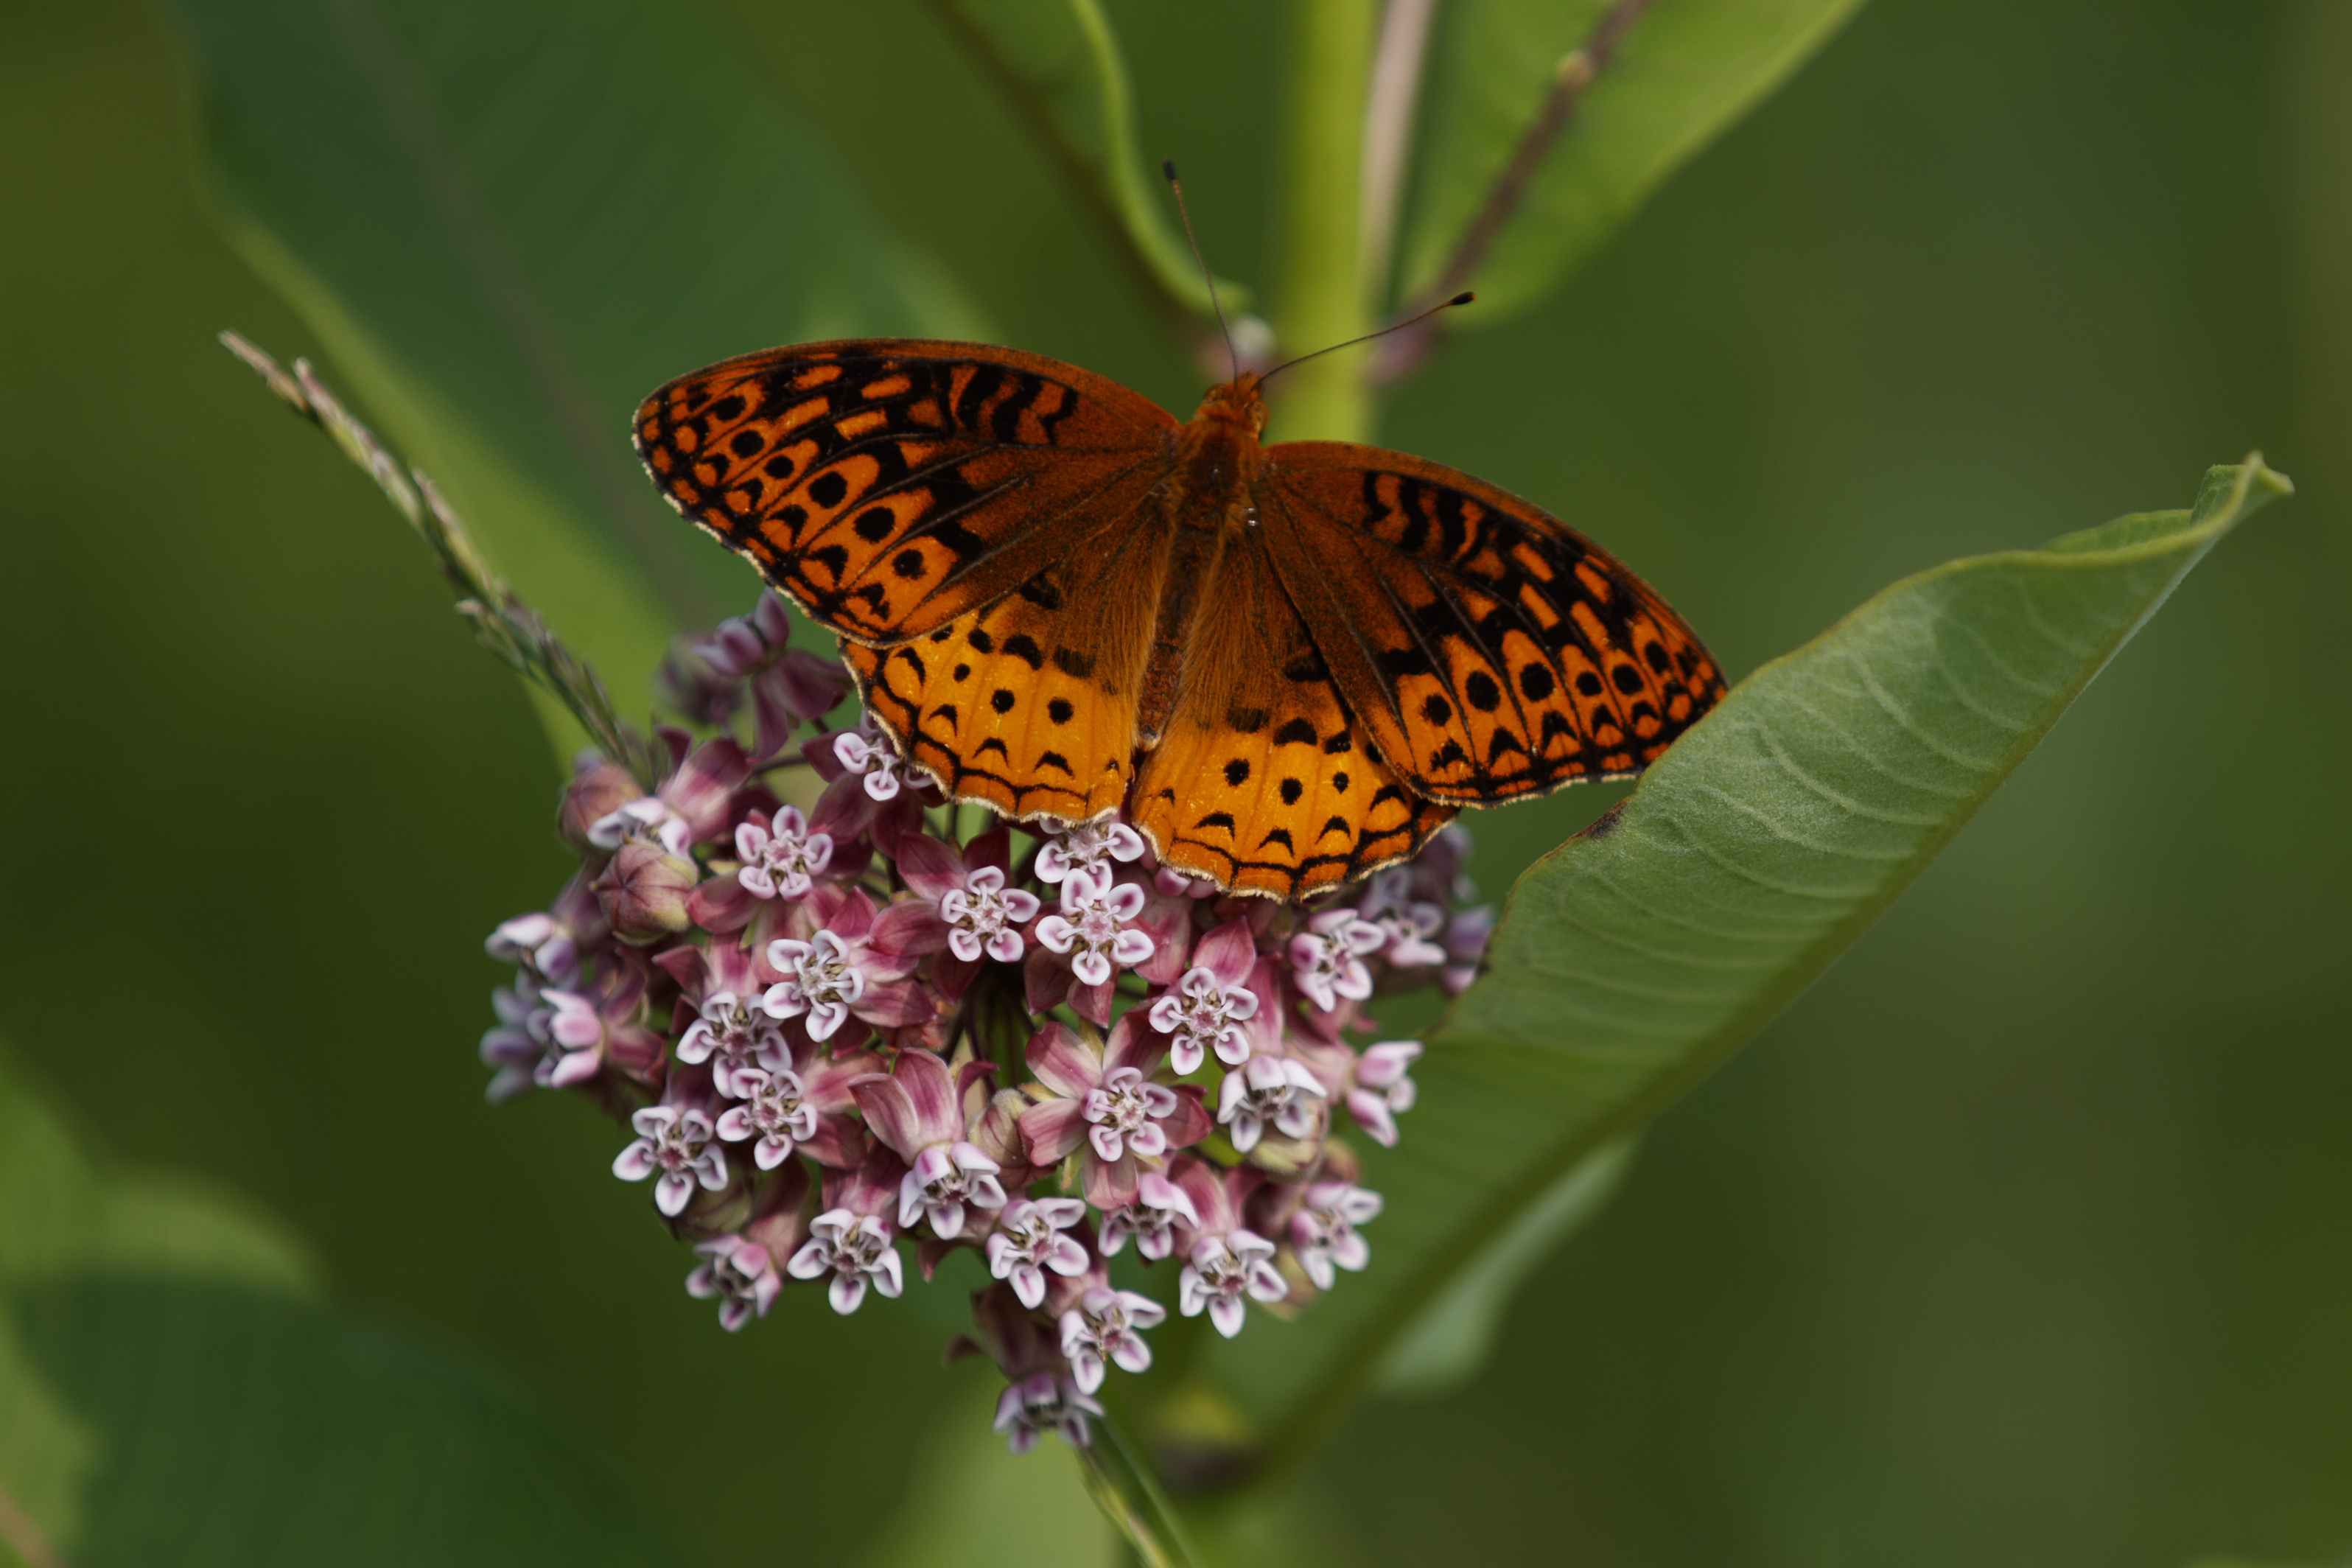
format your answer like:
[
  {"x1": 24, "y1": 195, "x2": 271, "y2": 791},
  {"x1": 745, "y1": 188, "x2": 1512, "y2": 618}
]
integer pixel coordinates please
[
  {"x1": 1193, "y1": 458, "x2": 2291, "y2": 1470},
  {"x1": 855, "y1": 1376, "x2": 1117, "y2": 1568},
  {"x1": 920, "y1": 0, "x2": 1247, "y2": 329},
  {"x1": 1371, "y1": 1136, "x2": 1635, "y2": 1399},
  {"x1": 157, "y1": 0, "x2": 986, "y2": 737},
  {"x1": 0, "y1": 1046, "x2": 694, "y2": 1567},
  {"x1": 1396, "y1": 0, "x2": 1867, "y2": 319}
]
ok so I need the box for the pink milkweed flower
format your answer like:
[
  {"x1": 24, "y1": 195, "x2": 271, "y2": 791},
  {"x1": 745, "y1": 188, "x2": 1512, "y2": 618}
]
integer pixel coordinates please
[
  {"x1": 851, "y1": 1049, "x2": 1007, "y2": 1239},
  {"x1": 830, "y1": 715, "x2": 920, "y2": 802},
  {"x1": 1289, "y1": 1180, "x2": 1384, "y2": 1291},
  {"x1": 1346, "y1": 1039, "x2": 1423, "y2": 1147},
  {"x1": 588, "y1": 735, "x2": 752, "y2": 855},
  {"x1": 757, "y1": 884, "x2": 934, "y2": 1050},
  {"x1": 759, "y1": 933, "x2": 868, "y2": 1044},
  {"x1": 1019, "y1": 1019, "x2": 1210, "y2": 1210},
  {"x1": 1167, "y1": 1157, "x2": 1284, "y2": 1339},
  {"x1": 612, "y1": 1091, "x2": 729, "y2": 1217},
  {"x1": 1357, "y1": 868, "x2": 1449, "y2": 968},
  {"x1": 558, "y1": 755, "x2": 642, "y2": 857},
  {"x1": 788, "y1": 1152, "x2": 906, "y2": 1314},
  {"x1": 870, "y1": 827, "x2": 1042, "y2": 1003},
  {"x1": 483, "y1": 962, "x2": 661, "y2": 1102},
  {"x1": 1145, "y1": 917, "x2": 1262, "y2": 1074},
  {"x1": 1059, "y1": 1286, "x2": 1165, "y2": 1393},
  {"x1": 713, "y1": 1029, "x2": 880, "y2": 1169},
  {"x1": 994, "y1": 1371, "x2": 1105, "y2": 1455},
  {"x1": 658, "y1": 944, "x2": 786, "y2": 1096},
  {"x1": 1035, "y1": 812, "x2": 1147, "y2": 894},
  {"x1": 1217, "y1": 1053, "x2": 1328, "y2": 1155},
  {"x1": 713, "y1": 1067, "x2": 814, "y2": 1169},
  {"x1": 685, "y1": 1233, "x2": 780, "y2": 1332},
  {"x1": 693, "y1": 592, "x2": 851, "y2": 755},
  {"x1": 484, "y1": 911, "x2": 579, "y2": 985},
  {"x1": 1289, "y1": 906, "x2": 1385, "y2": 1013},
  {"x1": 1096, "y1": 1170, "x2": 1199, "y2": 1261},
  {"x1": 1034, "y1": 877, "x2": 1153, "y2": 987},
  {"x1": 1441, "y1": 905, "x2": 1495, "y2": 995},
  {"x1": 735, "y1": 806, "x2": 833, "y2": 901},
  {"x1": 984, "y1": 1197, "x2": 1091, "y2": 1309}
]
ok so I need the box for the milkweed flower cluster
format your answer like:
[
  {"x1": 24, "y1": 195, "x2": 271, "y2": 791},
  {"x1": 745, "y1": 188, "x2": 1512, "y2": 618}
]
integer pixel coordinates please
[{"x1": 478, "y1": 588, "x2": 1494, "y2": 1453}]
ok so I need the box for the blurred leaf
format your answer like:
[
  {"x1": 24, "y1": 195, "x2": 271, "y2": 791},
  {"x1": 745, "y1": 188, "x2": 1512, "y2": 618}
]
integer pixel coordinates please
[
  {"x1": 921, "y1": 0, "x2": 1246, "y2": 328},
  {"x1": 856, "y1": 1375, "x2": 1116, "y2": 1568},
  {"x1": 1197, "y1": 458, "x2": 2291, "y2": 1468},
  {"x1": 157, "y1": 0, "x2": 985, "y2": 736},
  {"x1": 1372, "y1": 1136, "x2": 1634, "y2": 1398},
  {"x1": 1396, "y1": 0, "x2": 1866, "y2": 318},
  {"x1": 0, "y1": 1046, "x2": 693, "y2": 1568}
]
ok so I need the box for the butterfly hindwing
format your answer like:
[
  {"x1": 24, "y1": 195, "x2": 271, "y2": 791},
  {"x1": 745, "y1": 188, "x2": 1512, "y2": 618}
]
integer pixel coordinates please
[
  {"x1": 635, "y1": 340, "x2": 1175, "y2": 643},
  {"x1": 844, "y1": 511, "x2": 1174, "y2": 825},
  {"x1": 1257, "y1": 444, "x2": 1727, "y2": 804},
  {"x1": 1132, "y1": 532, "x2": 1454, "y2": 900}
]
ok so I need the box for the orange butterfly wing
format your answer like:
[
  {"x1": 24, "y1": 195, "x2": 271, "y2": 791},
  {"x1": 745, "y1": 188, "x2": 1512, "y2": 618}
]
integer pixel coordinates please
[
  {"x1": 1128, "y1": 529, "x2": 1454, "y2": 899},
  {"x1": 1255, "y1": 444, "x2": 1726, "y2": 803},
  {"x1": 841, "y1": 519, "x2": 1173, "y2": 825},
  {"x1": 634, "y1": 340, "x2": 1175, "y2": 643}
]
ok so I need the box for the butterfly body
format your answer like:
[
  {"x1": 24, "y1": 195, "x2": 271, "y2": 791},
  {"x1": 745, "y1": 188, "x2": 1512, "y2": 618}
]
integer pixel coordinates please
[{"x1": 636, "y1": 340, "x2": 1726, "y2": 900}]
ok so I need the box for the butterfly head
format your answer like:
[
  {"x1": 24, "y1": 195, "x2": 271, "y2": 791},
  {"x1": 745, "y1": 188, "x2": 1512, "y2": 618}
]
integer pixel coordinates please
[{"x1": 1192, "y1": 372, "x2": 1268, "y2": 439}]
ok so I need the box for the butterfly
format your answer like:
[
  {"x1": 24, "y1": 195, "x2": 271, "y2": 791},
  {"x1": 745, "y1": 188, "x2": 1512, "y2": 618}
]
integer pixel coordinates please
[{"x1": 633, "y1": 339, "x2": 1726, "y2": 900}]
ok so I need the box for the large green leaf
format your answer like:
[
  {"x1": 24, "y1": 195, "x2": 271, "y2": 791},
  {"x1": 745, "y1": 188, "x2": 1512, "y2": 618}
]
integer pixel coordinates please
[
  {"x1": 914, "y1": 0, "x2": 1246, "y2": 326},
  {"x1": 1192, "y1": 458, "x2": 2291, "y2": 1471},
  {"x1": 0, "y1": 1048, "x2": 693, "y2": 1568},
  {"x1": 1396, "y1": 0, "x2": 1867, "y2": 319},
  {"x1": 157, "y1": 0, "x2": 985, "y2": 728}
]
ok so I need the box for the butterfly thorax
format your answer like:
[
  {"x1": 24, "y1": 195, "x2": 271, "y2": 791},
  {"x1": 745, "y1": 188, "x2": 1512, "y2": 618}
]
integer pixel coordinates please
[
  {"x1": 1170, "y1": 374, "x2": 1268, "y2": 531},
  {"x1": 1131, "y1": 377, "x2": 1272, "y2": 747}
]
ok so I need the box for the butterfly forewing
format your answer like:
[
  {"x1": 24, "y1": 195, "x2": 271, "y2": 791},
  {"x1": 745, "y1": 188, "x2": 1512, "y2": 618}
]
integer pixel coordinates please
[
  {"x1": 1257, "y1": 444, "x2": 1726, "y2": 804},
  {"x1": 1130, "y1": 531, "x2": 1455, "y2": 899},
  {"x1": 634, "y1": 340, "x2": 1176, "y2": 643}
]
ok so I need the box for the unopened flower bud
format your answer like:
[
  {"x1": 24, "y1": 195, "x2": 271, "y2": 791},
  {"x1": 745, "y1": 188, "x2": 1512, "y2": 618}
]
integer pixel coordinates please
[
  {"x1": 654, "y1": 632, "x2": 744, "y2": 725},
  {"x1": 594, "y1": 840, "x2": 699, "y2": 944}
]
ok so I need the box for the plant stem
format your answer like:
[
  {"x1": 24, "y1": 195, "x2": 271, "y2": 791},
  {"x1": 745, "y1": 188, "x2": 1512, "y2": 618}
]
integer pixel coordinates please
[
  {"x1": 1268, "y1": 0, "x2": 1378, "y2": 443},
  {"x1": 1079, "y1": 1401, "x2": 1203, "y2": 1568}
]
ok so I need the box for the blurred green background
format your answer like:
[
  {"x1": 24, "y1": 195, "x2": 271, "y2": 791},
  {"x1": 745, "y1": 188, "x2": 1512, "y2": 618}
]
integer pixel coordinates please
[{"x1": 3, "y1": 0, "x2": 2347, "y2": 1564}]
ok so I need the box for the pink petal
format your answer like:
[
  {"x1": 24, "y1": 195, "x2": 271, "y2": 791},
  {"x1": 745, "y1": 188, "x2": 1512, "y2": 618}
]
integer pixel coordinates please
[
  {"x1": 1160, "y1": 1087, "x2": 1213, "y2": 1148},
  {"x1": 932, "y1": 950, "x2": 982, "y2": 1004},
  {"x1": 869, "y1": 900, "x2": 951, "y2": 960},
  {"x1": 1070, "y1": 973, "x2": 1115, "y2": 1023},
  {"x1": 1082, "y1": 1149, "x2": 1138, "y2": 1211},
  {"x1": 964, "y1": 824, "x2": 1012, "y2": 875},
  {"x1": 1019, "y1": 1098, "x2": 1088, "y2": 1165},
  {"x1": 1024, "y1": 946, "x2": 1074, "y2": 1014},
  {"x1": 662, "y1": 738, "x2": 752, "y2": 841},
  {"x1": 1345, "y1": 1088, "x2": 1399, "y2": 1147},
  {"x1": 1191, "y1": 918, "x2": 1259, "y2": 989},
  {"x1": 854, "y1": 977, "x2": 936, "y2": 1029},
  {"x1": 850, "y1": 1075, "x2": 924, "y2": 1160},
  {"x1": 1025, "y1": 1023, "x2": 1103, "y2": 1099},
  {"x1": 889, "y1": 1047, "x2": 964, "y2": 1146},
  {"x1": 892, "y1": 833, "x2": 967, "y2": 902},
  {"x1": 1101, "y1": 1012, "x2": 1167, "y2": 1079}
]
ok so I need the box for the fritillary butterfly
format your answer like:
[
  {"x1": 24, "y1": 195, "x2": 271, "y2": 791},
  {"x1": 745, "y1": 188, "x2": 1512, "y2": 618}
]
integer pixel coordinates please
[{"x1": 633, "y1": 341, "x2": 1725, "y2": 900}]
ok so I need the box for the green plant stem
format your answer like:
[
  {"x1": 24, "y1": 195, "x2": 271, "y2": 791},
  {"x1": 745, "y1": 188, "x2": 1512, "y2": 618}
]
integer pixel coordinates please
[
  {"x1": 1269, "y1": 0, "x2": 1377, "y2": 443},
  {"x1": 1079, "y1": 1401, "x2": 1203, "y2": 1568}
]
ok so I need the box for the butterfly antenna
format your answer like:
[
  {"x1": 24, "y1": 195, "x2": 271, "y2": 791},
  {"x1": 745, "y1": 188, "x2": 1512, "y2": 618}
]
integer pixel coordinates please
[
  {"x1": 1163, "y1": 159, "x2": 1239, "y2": 379},
  {"x1": 1256, "y1": 290, "x2": 1476, "y2": 389}
]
